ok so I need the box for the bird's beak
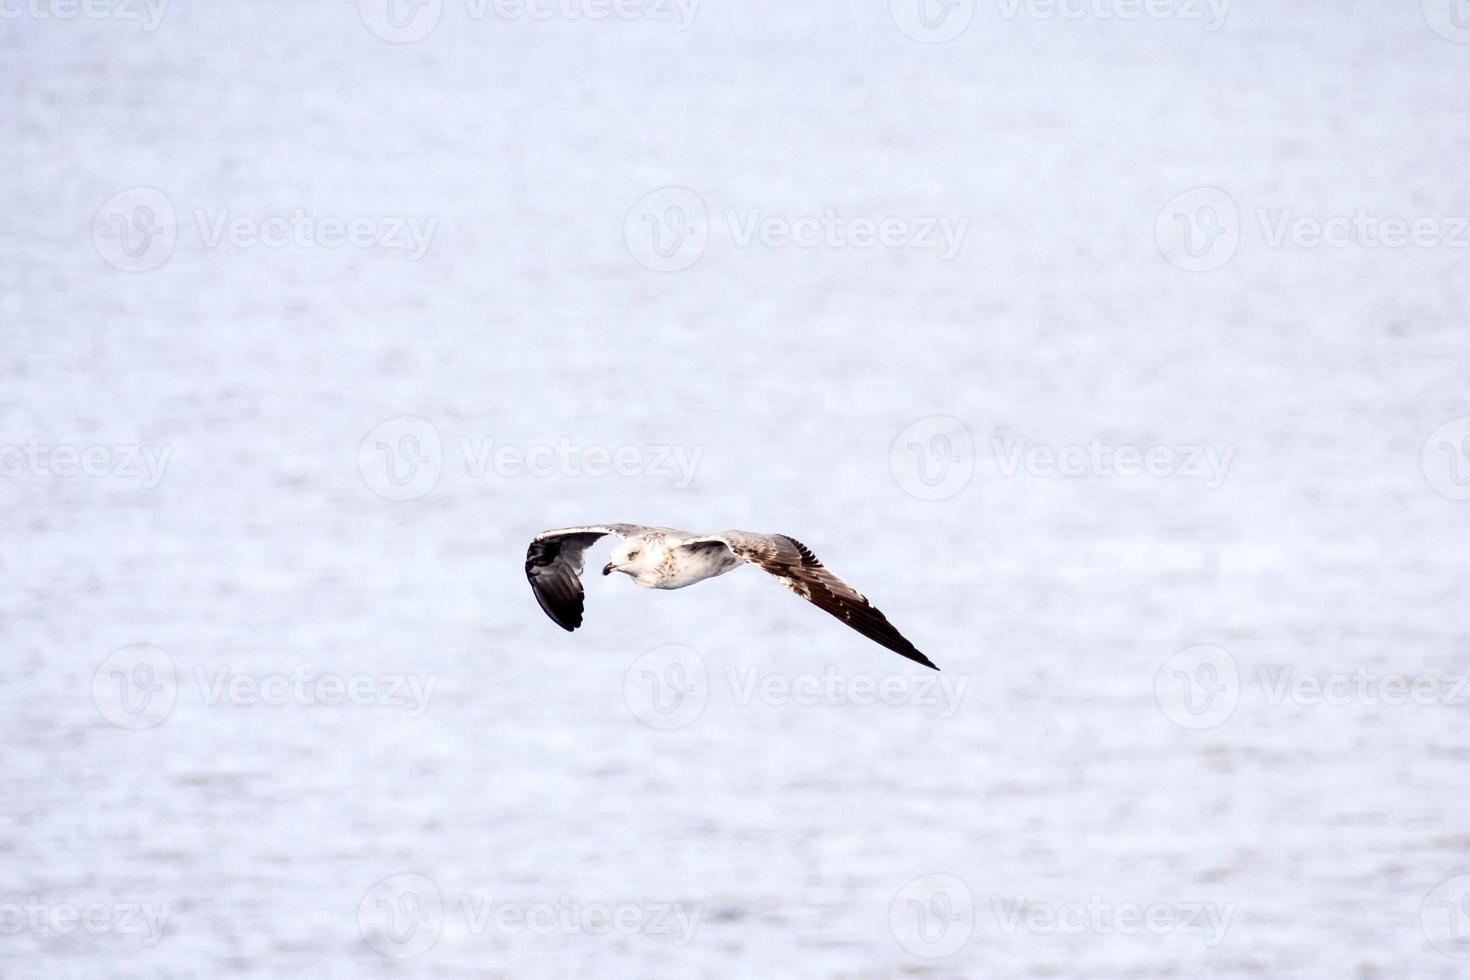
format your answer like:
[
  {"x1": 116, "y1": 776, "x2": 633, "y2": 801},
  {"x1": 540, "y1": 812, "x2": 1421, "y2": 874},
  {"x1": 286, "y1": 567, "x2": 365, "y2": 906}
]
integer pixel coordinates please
[{"x1": 602, "y1": 562, "x2": 616, "y2": 576}]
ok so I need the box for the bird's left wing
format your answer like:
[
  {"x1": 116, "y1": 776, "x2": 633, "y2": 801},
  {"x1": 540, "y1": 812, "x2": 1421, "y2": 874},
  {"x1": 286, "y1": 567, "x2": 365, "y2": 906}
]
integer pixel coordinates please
[
  {"x1": 677, "y1": 531, "x2": 939, "y2": 670},
  {"x1": 525, "y1": 524, "x2": 644, "y2": 631}
]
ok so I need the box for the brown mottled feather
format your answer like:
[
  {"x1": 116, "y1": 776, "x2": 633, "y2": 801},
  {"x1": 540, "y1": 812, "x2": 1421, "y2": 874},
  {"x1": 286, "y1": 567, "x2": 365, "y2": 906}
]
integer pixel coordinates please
[{"x1": 686, "y1": 532, "x2": 939, "y2": 670}]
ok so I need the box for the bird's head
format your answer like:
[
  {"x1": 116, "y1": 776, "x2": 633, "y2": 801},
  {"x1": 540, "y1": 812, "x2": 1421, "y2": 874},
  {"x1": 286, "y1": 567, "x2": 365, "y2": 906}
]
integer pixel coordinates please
[{"x1": 602, "y1": 540, "x2": 653, "y2": 577}]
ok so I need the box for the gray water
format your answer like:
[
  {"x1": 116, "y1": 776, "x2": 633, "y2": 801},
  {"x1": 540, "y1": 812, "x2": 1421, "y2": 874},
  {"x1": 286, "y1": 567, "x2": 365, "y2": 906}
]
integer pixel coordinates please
[{"x1": 5, "y1": 1, "x2": 1470, "y2": 977}]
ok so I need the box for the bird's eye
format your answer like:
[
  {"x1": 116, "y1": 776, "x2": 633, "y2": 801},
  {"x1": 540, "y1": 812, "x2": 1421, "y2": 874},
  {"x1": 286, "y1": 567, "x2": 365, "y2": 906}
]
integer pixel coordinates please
[{"x1": 627, "y1": 550, "x2": 639, "y2": 560}]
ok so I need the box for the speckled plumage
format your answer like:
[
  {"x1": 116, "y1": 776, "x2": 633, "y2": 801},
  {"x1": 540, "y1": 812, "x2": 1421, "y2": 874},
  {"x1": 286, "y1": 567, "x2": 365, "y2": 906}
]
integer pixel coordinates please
[{"x1": 525, "y1": 524, "x2": 938, "y2": 670}]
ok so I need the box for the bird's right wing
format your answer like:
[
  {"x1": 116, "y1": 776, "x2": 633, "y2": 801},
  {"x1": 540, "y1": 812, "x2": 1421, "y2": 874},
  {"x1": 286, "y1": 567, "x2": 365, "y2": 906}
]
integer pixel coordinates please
[
  {"x1": 525, "y1": 524, "x2": 644, "y2": 631},
  {"x1": 680, "y1": 531, "x2": 939, "y2": 670}
]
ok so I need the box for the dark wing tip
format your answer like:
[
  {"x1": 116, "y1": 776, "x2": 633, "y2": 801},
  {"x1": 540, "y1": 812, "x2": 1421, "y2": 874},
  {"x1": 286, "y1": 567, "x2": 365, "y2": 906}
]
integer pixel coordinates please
[
  {"x1": 733, "y1": 532, "x2": 942, "y2": 669},
  {"x1": 525, "y1": 542, "x2": 588, "y2": 632},
  {"x1": 848, "y1": 617, "x2": 941, "y2": 671},
  {"x1": 864, "y1": 617, "x2": 939, "y2": 670},
  {"x1": 776, "y1": 534, "x2": 822, "y2": 566},
  {"x1": 905, "y1": 648, "x2": 941, "y2": 671},
  {"x1": 527, "y1": 570, "x2": 585, "y2": 631}
]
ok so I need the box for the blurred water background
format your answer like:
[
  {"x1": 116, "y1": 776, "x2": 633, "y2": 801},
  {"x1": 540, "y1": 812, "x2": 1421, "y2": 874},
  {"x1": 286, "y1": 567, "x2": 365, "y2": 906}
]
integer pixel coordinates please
[{"x1": 3, "y1": 1, "x2": 1470, "y2": 976}]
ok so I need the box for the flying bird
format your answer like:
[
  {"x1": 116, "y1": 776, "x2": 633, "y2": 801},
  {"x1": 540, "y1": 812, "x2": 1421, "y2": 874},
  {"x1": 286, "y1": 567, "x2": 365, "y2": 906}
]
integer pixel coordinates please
[{"x1": 525, "y1": 524, "x2": 938, "y2": 670}]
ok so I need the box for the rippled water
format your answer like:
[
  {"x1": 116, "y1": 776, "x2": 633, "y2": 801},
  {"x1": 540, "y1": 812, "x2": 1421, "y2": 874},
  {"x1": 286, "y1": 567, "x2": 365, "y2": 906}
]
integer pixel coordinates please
[{"x1": 4, "y1": 2, "x2": 1470, "y2": 977}]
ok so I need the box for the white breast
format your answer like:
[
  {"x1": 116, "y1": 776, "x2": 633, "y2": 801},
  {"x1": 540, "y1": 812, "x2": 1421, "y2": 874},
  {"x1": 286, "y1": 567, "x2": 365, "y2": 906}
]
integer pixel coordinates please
[{"x1": 646, "y1": 546, "x2": 739, "y2": 590}]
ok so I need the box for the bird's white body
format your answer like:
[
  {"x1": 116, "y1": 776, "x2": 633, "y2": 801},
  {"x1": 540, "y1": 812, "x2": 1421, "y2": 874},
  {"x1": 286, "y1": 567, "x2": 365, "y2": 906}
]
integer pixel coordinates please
[
  {"x1": 605, "y1": 530, "x2": 741, "y2": 589},
  {"x1": 525, "y1": 523, "x2": 938, "y2": 669}
]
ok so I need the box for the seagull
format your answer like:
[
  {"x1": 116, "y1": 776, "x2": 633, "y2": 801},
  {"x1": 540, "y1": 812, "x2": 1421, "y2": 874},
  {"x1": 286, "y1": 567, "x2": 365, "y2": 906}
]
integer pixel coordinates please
[{"x1": 525, "y1": 524, "x2": 938, "y2": 670}]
